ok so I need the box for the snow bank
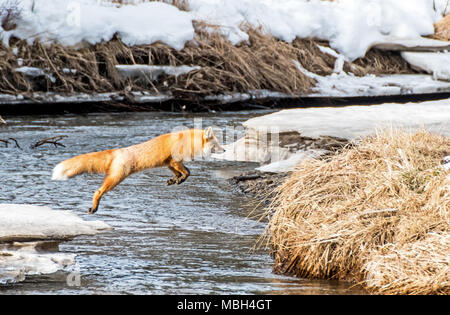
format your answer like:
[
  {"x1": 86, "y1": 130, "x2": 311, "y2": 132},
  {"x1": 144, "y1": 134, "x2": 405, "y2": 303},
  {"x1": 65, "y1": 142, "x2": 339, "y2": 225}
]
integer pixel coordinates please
[
  {"x1": 401, "y1": 51, "x2": 450, "y2": 81},
  {"x1": 189, "y1": 0, "x2": 447, "y2": 60},
  {"x1": 243, "y1": 100, "x2": 450, "y2": 140},
  {"x1": 216, "y1": 99, "x2": 450, "y2": 166},
  {"x1": 294, "y1": 60, "x2": 450, "y2": 97},
  {"x1": 0, "y1": 0, "x2": 194, "y2": 49},
  {"x1": 1, "y1": 0, "x2": 448, "y2": 60},
  {"x1": 0, "y1": 204, "x2": 112, "y2": 242}
]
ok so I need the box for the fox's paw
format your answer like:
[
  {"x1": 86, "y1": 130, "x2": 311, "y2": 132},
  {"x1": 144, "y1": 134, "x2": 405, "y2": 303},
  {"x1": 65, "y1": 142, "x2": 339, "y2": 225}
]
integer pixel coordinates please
[
  {"x1": 88, "y1": 207, "x2": 97, "y2": 214},
  {"x1": 166, "y1": 178, "x2": 176, "y2": 186},
  {"x1": 175, "y1": 177, "x2": 186, "y2": 185}
]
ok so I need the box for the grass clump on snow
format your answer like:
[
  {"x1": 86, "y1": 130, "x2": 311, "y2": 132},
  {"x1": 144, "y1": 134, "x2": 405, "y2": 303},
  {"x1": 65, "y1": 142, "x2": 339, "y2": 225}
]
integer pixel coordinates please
[{"x1": 264, "y1": 129, "x2": 449, "y2": 295}]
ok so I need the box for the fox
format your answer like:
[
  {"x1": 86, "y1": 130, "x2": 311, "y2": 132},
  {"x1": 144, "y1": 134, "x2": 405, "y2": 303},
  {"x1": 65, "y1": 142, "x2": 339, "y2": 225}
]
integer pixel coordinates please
[{"x1": 52, "y1": 127, "x2": 224, "y2": 214}]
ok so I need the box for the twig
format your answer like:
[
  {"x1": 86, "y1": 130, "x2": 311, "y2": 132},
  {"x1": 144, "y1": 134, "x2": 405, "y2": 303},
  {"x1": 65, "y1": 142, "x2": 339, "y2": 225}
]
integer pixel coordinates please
[
  {"x1": 8, "y1": 137, "x2": 20, "y2": 149},
  {"x1": 31, "y1": 135, "x2": 67, "y2": 149},
  {"x1": 0, "y1": 139, "x2": 9, "y2": 147}
]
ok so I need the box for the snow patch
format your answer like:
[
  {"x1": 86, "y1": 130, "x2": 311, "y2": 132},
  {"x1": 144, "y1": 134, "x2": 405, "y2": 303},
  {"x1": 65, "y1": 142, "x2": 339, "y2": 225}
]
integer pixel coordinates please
[
  {"x1": 0, "y1": 204, "x2": 112, "y2": 242},
  {"x1": 1, "y1": 0, "x2": 194, "y2": 50},
  {"x1": 401, "y1": 51, "x2": 450, "y2": 81},
  {"x1": 256, "y1": 149, "x2": 327, "y2": 173},
  {"x1": 115, "y1": 64, "x2": 200, "y2": 82}
]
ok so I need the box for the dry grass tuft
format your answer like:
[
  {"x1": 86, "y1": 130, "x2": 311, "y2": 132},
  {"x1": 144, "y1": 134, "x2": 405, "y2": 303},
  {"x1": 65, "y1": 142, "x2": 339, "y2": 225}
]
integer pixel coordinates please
[
  {"x1": 264, "y1": 129, "x2": 449, "y2": 294},
  {"x1": 434, "y1": 14, "x2": 450, "y2": 41}
]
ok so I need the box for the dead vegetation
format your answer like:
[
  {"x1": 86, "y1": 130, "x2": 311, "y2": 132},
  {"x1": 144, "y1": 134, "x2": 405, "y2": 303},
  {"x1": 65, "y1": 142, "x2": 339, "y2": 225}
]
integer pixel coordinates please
[
  {"x1": 0, "y1": 26, "x2": 421, "y2": 100},
  {"x1": 264, "y1": 129, "x2": 450, "y2": 294},
  {"x1": 434, "y1": 13, "x2": 450, "y2": 41}
]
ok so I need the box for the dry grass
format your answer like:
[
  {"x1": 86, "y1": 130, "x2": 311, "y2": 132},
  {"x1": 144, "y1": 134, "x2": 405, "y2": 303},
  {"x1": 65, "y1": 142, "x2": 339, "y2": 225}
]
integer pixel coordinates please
[
  {"x1": 264, "y1": 129, "x2": 449, "y2": 294},
  {"x1": 434, "y1": 14, "x2": 450, "y2": 41},
  {"x1": 0, "y1": 0, "x2": 421, "y2": 99},
  {"x1": 0, "y1": 26, "x2": 319, "y2": 97}
]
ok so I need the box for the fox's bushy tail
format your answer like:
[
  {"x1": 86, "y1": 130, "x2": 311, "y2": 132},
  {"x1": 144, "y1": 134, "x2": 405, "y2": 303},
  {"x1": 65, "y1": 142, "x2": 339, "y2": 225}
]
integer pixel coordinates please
[{"x1": 52, "y1": 150, "x2": 115, "y2": 180}]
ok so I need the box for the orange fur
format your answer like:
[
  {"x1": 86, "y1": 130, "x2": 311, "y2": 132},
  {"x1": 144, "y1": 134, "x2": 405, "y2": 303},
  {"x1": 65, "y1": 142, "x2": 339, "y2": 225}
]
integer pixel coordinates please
[{"x1": 52, "y1": 128, "x2": 223, "y2": 214}]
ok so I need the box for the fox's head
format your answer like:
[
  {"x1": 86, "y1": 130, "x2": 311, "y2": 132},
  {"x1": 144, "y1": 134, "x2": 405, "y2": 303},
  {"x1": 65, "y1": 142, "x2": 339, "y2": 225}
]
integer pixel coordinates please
[{"x1": 203, "y1": 126, "x2": 224, "y2": 157}]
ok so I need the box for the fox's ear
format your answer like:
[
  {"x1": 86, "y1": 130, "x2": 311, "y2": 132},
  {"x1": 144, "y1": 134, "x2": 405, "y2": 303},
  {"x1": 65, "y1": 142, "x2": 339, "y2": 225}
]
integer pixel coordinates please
[{"x1": 205, "y1": 126, "x2": 214, "y2": 139}]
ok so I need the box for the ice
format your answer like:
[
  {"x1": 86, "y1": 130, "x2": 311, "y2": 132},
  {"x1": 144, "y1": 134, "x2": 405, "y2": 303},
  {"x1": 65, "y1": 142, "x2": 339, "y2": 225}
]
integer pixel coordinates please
[
  {"x1": 0, "y1": 247, "x2": 76, "y2": 284},
  {"x1": 0, "y1": 204, "x2": 112, "y2": 242},
  {"x1": 0, "y1": 204, "x2": 111, "y2": 284}
]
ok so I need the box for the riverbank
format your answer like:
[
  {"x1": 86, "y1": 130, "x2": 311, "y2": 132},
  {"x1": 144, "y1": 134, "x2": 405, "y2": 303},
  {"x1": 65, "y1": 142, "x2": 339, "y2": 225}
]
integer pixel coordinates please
[
  {"x1": 1, "y1": 1, "x2": 450, "y2": 114},
  {"x1": 229, "y1": 130, "x2": 450, "y2": 295}
]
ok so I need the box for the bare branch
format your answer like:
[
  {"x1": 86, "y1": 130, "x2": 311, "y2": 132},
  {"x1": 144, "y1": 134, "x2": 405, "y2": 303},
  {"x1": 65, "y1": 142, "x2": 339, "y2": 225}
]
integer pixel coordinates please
[{"x1": 31, "y1": 135, "x2": 67, "y2": 149}]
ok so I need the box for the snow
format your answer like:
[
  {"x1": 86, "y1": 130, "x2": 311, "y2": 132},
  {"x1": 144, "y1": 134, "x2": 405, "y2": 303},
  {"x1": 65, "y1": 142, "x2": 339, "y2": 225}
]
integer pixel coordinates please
[
  {"x1": 215, "y1": 132, "x2": 292, "y2": 163},
  {"x1": 243, "y1": 99, "x2": 450, "y2": 140},
  {"x1": 1, "y1": 0, "x2": 448, "y2": 60},
  {"x1": 14, "y1": 66, "x2": 56, "y2": 83},
  {"x1": 371, "y1": 37, "x2": 450, "y2": 52},
  {"x1": 115, "y1": 65, "x2": 201, "y2": 82},
  {"x1": 0, "y1": 91, "x2": 173, "y2": 105},
  {"x1": 189, "y1": 0, "x2": 447, "y2": 60},
  {"x1": 401, "y1": 51, "x2": 450, "y2": 81},
  {"x1": 14, "y1": 66, "x2": 46, "y2": 77},
  {"x1": 1, "y1": 0, "x2": 194, "y2": 50},
  {"x1": 0, "y1": 247, "x2": 75, "y2": 284},
  {"x1": 294, "y1": 60, "x2": 450, "y2": 97},
  {"x1": 0, "y1": 204, "x2": 111, "y2": 284},
  {"x1": 444, "y1": 156, "x2": 450, "y2": 171},
  {"x1": 0, "y1": 204, "x2": 112, "y2": 242},
  {"x1": 256, "y1": 149, "x2": 327, "y2": 173}
]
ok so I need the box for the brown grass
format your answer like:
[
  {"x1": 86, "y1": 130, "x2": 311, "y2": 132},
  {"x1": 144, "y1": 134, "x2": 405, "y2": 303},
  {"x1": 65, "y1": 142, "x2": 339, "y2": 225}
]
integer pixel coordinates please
[
  {"x1": 264, "y1": 129, "x2": 449, "y2": 294},
  {"x1": 434, "y1": 14, "x2": 450, "y2": 41},
  {"x1": 0, "y1": 7, "x2": 420, "y2": 99},
  {"x1": 0, "y1": 26, "x2": 319, "y2": 97}
]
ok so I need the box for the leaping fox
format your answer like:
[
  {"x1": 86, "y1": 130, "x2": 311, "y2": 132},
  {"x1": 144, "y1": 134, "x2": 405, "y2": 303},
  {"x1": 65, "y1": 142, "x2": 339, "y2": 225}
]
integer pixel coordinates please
[{"x1": 52, "y1": 127, "x2": 224, "y2": 214}]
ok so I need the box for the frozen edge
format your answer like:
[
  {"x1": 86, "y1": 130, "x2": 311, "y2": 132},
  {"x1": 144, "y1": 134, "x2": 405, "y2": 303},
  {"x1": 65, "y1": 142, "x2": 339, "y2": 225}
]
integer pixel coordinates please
[{"x1": 3, "y1": 72, "x2": 450, "y2": 106}]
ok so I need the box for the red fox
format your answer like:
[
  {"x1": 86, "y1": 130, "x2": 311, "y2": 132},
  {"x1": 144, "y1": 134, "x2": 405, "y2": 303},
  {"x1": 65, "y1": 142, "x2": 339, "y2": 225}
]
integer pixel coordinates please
[{"x1": 52, "y1": 127, "x2": 224, "y2": 214}]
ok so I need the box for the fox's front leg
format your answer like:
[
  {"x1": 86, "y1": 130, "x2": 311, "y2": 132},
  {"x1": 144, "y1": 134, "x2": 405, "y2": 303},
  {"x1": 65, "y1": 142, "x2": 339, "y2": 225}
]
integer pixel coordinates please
[
  {"x1": 170, "y1": 161, "x2": 190, "y2": 185},
  {"x1": 167, "y1": 165, "x2": 182, "y2": 186}
]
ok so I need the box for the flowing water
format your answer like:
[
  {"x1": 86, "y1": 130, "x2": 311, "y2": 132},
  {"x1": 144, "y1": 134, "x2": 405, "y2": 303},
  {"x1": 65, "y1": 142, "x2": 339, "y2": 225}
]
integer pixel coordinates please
[{"x1": 0, "y1": 111, "x2": 365, "y2": 295}]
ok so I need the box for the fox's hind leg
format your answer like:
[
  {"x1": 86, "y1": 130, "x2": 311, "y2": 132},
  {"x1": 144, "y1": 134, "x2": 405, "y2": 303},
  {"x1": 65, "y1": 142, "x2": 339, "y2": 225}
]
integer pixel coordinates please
[
  {"x1": 169, "y1": 160, "x2": 190, "y2": 185},
  {"x1": 88, "y1": 171, "x2": 124, "y2": 214}
]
